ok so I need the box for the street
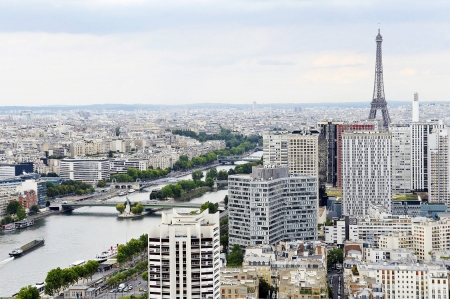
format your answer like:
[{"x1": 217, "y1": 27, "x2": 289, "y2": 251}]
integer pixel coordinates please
[
  {"x1": 97, "y1": 275, "x2": 147, "y2": 299},
  {"x1": 327, "y1": 270, "x2": 344, "y2": 299}
]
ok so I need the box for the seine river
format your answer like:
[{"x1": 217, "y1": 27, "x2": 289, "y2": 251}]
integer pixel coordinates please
[{"x1": 0, "y1": 161, "x2": 247, "y2": 297}]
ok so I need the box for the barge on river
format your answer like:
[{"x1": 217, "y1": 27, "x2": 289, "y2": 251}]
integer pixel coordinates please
[{"x1": 9, "y1": 239, "x2": 45, "y2": 257}]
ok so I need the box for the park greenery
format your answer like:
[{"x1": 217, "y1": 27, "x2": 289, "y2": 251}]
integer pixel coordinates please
[
  {"x1": 228, "y1": 160, "x2": 263, "y2": 175},
  {"x1": 172, "y1": 128, "x2": 262, "y2": 151},
  {"x1": 116, "y1": 234, "x2": 148, "y2": 265},
  {"x1": 1, "y1": 200, "x2": 27, "y2": 225},
  {"x1": 115, "y1": 202, "x2": 144, "y2": 215},
  {"x1": 106, "y1": 260, "x2": 148, "y2": 286},
  {"x1": 206, "y1": 167, "x2": 228, "y2": 181},
  {"x1": 172, "y1": 153, "x2": 217, "y2": 171},
  {"x1": 110, "y1": 168, "x2": 170, "y2": 183},
  {"x1": 220, "y1": 217, "x2": 228, "y2": 252},
  {"x1": 200, "y1": 201, "x2": 219, "y2": 214},
  {"x1": 141, "y1": 271, "x2": 148, "y2": 282},
  {"x1": 16, "y1": 285, "x2": 40, "y2": 299},
  {"x1": 226, "y1": 244, "x2": 244, "y2": 267},
  {"x1": 44, "y1": 260, "x2": 99, "y2": 295},
  {"x1": 97, "y1": 180, "x2": 106, "y2": 187},
  {"x1": 40, "y1": 172, "x2": 59, "y2": 177},
  {"x1": 327, "y1": 248, "x2": 344, "y2": 269},
  {"x1": 28, "y1": 205, "x2": 40, "y2": 215},
  {"x1": 46, "y1": 180, "x2": 94, "y2": 198},
  {"x1": 150, "y1": 178, "x2": 213, "y2": 200},
  {"x1": 259, "y1": 277, "x2": 277, "y2": 299}
]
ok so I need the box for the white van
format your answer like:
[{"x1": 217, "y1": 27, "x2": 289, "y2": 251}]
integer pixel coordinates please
[{"x1": 118, "y1": 283, "x2": 126, "y2": 290}]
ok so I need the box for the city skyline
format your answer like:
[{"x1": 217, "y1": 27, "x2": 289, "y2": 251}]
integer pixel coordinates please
[{"x1": 0, "y1": 1, "x2": 449, "y2": 106}]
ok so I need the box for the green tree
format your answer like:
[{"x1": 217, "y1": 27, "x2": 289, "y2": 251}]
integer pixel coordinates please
[
  {"x1": 115, "y1": 127, "x2": 120, "y2": 136},
  {"x1": 206, "y1": 167, "x2": 217, "y2": 179},
  {"x1": 7, "y1": 200, "x2": 20, "y2": 214},
  {"x1": 16, "y1": 285, "x2": 40, "y2": 299},
  {"x1": 116, "y1": 204, "x2": 126, "y2": 214},
  {"x1": 200, "y1": 201, "x2": 219, "y2": 214},
  {"x1": 205, "y1": 177, "x2": 214, "y2": 187},
  {"x1": 141, "y1": 271, "x2": 148, "y2": 282},
  {"x1": 259, "y1": 277, "x2": 276, "y2": 299},
  {"x1": 72, "y1": 265, "x2": 87, "y2": 283},
  {"x1": 84, "y1": 260, "x2": 99, "y2": 280},
  {"x1": 127, "y1": 168, "x2": 139, "y2": 180},
  {"x1": 131, "y1": 203, "x2": 144, "y2": 215},
  {"x1": 97, "y1": 180, "x2": 106, "y2": 187},
  {"x1": 161, "y1": 185, "x2": 174, "y2": 199},
  {"x1": 45, "y1": 267, "x2": 64, "y2": 295},
  {"x1": 28, "y1": 205, "x2": 40, "y2": 215},
  {"x1": 61, "y1": 268, "x2": 78, "y2": 290},
  {"x1": 224, "y1": 195, "x2": 228, "y2": 207},
  {"x1": 191, "y1": 170, "x2": 204, "y2": 182},
  {"x1": 327, "y1": 285, "x2": 333, "y2": 298},
  {"x1": 75, "y1": 189, "x2": 84, "y2": 196},
  {"x1": 139, "y1": 233, "x2": 148, "y2": 251},
  {"x1": 227, "y1": 244, "x2": 243, "y2": 267},
  {"x1": 17, "y1": 205, "x2": 27, "y2": 220},
  {"x1": 327, "y1": 248, "x2": 344, "y2": 269},
  {"x1": 217, "y1": 170, "x2": 228, "y2": 181}
]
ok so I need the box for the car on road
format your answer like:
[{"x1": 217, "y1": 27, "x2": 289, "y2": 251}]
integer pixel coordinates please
[{"x1": 109, "y1": 289, "x2": 116, "y2": 293}]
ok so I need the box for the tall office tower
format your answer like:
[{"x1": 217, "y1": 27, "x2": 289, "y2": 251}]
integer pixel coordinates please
[
  {"x1": 342, "y1": 131, "x2": 392, "y2": 216},
  {"x1": 410, "y1": 121, "x2": 445, "y2": 191},
  {"x1": 389, "y1": 124, "x2": 412, "y2": 194},
  {"x1": 263, "y1": 131, "x2": 318, "y2": 177},
  {"x1": 263, "y1": 132, "x2": 288, "y2": 167},
  {"x1": 336, "y1": 122, "x2": 377, "y2": 188},
  {"x1": 288, "y1": 132, "x2": 319, "y2": 177},
  {"x1": 148, "y1": 209, "x2": 220, "y2": 299},
  {"x1": 228, "y1": 166, "x2": 317, "y2": 247},
  {"x1": 252, "y1": 101, "x2": 257, "y2": 111},
  {"x1": 368, "y1": 29, "x2": 391, "y2": 128},
  {"x1": 428, "y1": 128, "x2": 450, "y2": 204},
  {"x1": 412, "y1": 92, "x2": 419, "y2": 122},
  {"x1": 317, "y1": 121, "x2": 343, "y2": 186}
]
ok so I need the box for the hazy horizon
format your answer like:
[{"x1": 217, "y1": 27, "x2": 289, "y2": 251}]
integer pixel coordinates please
[{"x1": 0, "y1": 1, "x2": 449, "y2": 106}]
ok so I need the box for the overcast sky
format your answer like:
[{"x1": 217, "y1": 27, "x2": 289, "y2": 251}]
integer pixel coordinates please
[{"x1": 0, "y1": 0, "x2": 449, "y2": 106}]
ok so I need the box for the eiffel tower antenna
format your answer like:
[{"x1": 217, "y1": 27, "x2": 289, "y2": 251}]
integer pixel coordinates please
[{"x1": 368, "y1": 28, "x2": 391, "y2": 127}]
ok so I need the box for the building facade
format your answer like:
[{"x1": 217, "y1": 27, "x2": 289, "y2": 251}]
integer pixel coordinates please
[
  {"x1": 389, "y1": 124, "x2": 412, "y2": 194},
  {"x1": 228, "y1": 166, "x2": 317, "y2": 247},
  {"x1": 287, "y1": 132, "x2": 319, "y2": 177},
  {"x1": 342, "y1": 131, "x2": 392, "y2": 217},
  {"x1": 148, "y1": 209, "x2": 221, "y2": 299},
  {"x1": 336, "y1": 123, "x2": 376, "y2": 189},
  {"x1": 428, "y1": 128, "x2": 449, "y2": 204},
  {"x1": 262, "y1": 132, "x2": 288, "y2": 167},
  {"x1": 60, "y1": 158, "x2": 110, "y2": 182},
  {"x1": 410, "y1": 121, "x2": 445, "y2": 191}
]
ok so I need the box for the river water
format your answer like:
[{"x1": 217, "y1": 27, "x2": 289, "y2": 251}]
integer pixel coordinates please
[{"x1": 0, "y1": 160, "x2": 251, "y2": 296}]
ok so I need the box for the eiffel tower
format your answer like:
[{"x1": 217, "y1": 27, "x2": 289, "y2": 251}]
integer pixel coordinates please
[{"x1": 368, "y1": 29, "x2": 391, "y2": 128}]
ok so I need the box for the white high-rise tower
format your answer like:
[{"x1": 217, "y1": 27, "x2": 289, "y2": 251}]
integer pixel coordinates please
[
  {"x1": 412, "y1": 92, "x2": 419, "y2": 122},
  {"x1": 148, "y1": 210, "x2": 220, "y2": 299},
  {"x1": 342, "y1": 131, "x2": 392, "y2": 216},
  {"x1": 428, "y1": 128, "x2": 450, "y2": 204}
]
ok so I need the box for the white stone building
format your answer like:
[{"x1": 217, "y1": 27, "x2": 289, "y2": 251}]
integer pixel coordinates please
[
  {"x1": 389, "y1": 124, "x2": 412, "y2": 194},
  {"x1": 410, "y1": 121, "x2": 445, "y2": 191},
  {"x1": 342, "y1": 131, "x2": 392, "y2": 216},
  {"x1": 228, "y1": 166, "x2": 317, "y2": 247},
  {"x1": 60, "y1": 158, "x2": 110, "y2": 182},
  {"x1": 148, "y1": 209, "x2": 220, "y2": 299},
  {"x1": 428, "y1": 128, "x2": 450, "y2": 205}
]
